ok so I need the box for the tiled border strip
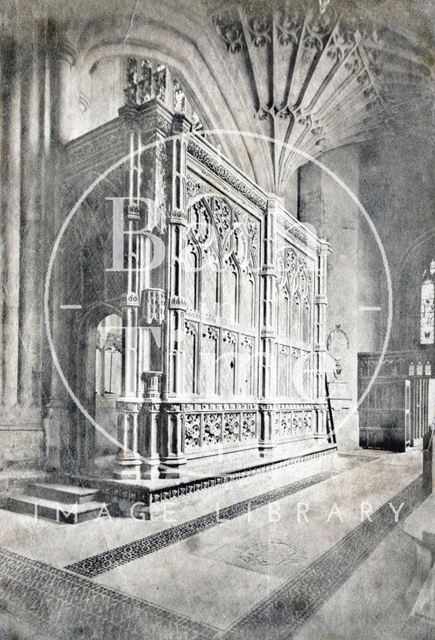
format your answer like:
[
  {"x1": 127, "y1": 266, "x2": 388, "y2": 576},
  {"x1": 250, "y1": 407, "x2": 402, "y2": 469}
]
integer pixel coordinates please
[
  {"x1": 219, "y1": 475, "x2": 428, "y2": 640},
  {"x1": 0, "y1": 547, "x2": 217, "y2": 640}
]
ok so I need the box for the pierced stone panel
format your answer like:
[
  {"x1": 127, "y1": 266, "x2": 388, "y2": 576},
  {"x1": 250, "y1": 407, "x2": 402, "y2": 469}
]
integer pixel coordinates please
[
  {"x1": 181, "y1": 407, "x2": 259, "y2": 451},
  {"x1": 184, "y1": 413, "x2": 201, "y2": 451},
  {"x1": 223, "y1": 413, "x2": 241, "y2": 443},
  {"x1": 203, "y1": 413, "x2": 223, "y2": 446},
  {"x1": 241, "y1": 412, "x2": 257, "y2": 441},
  {"x1": 275, "y1": 409, "x2": 315, "y2": 440}
]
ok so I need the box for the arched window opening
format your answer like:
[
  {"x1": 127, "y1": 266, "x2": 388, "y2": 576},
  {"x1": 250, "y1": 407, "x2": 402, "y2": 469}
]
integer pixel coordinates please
[{"x1": 95, "y1": 314, "x2": 122, "y2": 397}]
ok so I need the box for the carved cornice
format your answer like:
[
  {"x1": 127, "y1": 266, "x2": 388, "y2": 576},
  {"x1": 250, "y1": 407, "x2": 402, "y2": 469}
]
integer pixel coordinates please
[{"x1": 187, "y1": 140, "x2": 267, "y2": 210}]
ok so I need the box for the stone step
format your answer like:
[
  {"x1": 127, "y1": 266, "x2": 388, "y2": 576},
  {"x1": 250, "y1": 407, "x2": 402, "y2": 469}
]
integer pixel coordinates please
[
  {"x1": 29, "y1": 482, "x2": 100, "y2": 505},
  {"x1": 7, "y1": 495, "x2": 108, "y2": 524}
]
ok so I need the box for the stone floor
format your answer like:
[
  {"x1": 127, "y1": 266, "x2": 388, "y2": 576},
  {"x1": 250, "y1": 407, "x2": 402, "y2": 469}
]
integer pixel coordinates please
[{"x1": 0, "y1": 449, "x2": 431, "y2": 639}]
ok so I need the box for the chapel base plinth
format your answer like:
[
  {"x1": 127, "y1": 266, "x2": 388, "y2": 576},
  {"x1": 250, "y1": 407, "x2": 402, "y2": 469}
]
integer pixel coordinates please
[
  {"x1": 159, "y1": 456, "x2": 187, "y2": 479},
  {"x1": 141, "y1": 458, "x2": 161, "y2": 481}
]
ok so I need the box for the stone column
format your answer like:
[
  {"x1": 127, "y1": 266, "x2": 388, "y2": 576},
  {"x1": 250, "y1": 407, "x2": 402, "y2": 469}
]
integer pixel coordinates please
[
  {"x1": 114, "y1": 397, "x2": 142, "y2": 479},
  {"x1": 114, "y1": 291, "x2": 143, "y2": 479},
  {"x1": 18, "y1": 28, "x2": 44, "y2": 409},
  {"x1": 423, "y1": 423, "x2": 434, "y2": 495},
  {"x1": 159, "y1": 114, "x2": 190, "y2": 477},
  {"x1": 0, "y1": 41, "x2": 5, "y2": 404},
  {"x1": 259, "y1": 196, "x2": 279, "y2": 455},
  {"x1": 43, "y1": 36, "x2": 79, "y2": 471},
  {"x1": 164, "y1": 114, "x2": 190, "y2": 398},
  {"x1": 113, "y1": 118, "x2": 146, "y2": 479},
  {"x1": 0, "y1": 17, "x2": 74, "y2": 468},
  {"x1": 315, "y1": 239, "x2": 329, "y2": 435},
  {"x1": 139, "y1": 287, "x2": 165, "y2": 481},
  {"x1": 141, "y1": 372, "x2": 163, "y2": 480},
  {"x1": 159, "y1": 407, "x2": 186, "y2": 479},
  {"x1": 2, "y1": 40, "x2": 22, "y2": 409}
]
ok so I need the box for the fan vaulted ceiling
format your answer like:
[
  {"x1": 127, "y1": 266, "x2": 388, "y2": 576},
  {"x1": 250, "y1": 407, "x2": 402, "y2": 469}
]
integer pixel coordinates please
[{"x1": 209, "y1": 0, "x2": 434, "y2": 193}]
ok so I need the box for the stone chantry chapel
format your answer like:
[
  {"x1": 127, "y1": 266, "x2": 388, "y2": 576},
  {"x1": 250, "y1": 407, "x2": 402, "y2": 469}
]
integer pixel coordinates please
[
  {"x1": 56, "y1": 90, "x2": 330, "y2": 484},
  {"x1": 0, "y1": 1, "x2": 435, "y2": 639}
]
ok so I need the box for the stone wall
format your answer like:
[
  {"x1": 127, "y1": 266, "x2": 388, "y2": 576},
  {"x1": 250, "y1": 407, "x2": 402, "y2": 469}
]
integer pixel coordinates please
[{"x1": 298, "y1": 126, "x2": 435, "y2": 448}]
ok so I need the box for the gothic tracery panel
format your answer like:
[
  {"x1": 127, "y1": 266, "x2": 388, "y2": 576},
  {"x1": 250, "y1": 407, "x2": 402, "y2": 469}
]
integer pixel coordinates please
[
  {"x1": 277, "y1": 247, "x2": 313, "y2": 351},
  {"x1": 186, "y1": 195, "x2": 260, "y2": 400}
]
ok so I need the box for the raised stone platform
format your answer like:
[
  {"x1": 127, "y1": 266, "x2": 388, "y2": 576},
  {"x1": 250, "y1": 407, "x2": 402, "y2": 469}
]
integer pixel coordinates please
[{"x1": 63, "y1": 440, "x2": 337, "y2": 519}]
